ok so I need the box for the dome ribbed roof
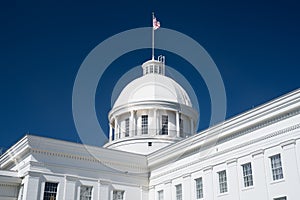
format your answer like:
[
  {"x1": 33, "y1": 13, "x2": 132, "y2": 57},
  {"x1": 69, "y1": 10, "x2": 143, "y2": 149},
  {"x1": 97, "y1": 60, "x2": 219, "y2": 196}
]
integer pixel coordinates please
[{"x1": 113, "y1": 74, "x2": 192, "y2": 108}]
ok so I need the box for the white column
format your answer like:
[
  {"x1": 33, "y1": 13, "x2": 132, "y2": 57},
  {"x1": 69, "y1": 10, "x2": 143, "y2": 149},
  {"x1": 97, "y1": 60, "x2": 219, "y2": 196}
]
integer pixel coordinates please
[
  {"x1": 183, "y1": 174, "x2": 191, "y2": 200},
  {"x1": 149, "y1": 186, "x2": 155, "y2": 200},
  {"x1": 176, "y1": 111, "x2": 180, "y2": 137},
  {"x1": 130, "y1": 111, "x2": 134, "y2": 137},
  {"x1": 134, "y1": 111, "x2": 137, "y2": 136},
  {"x1": 281, "y1": 140, "x2": 300, "y2": 199},
  {"x1": 140, "y1": 186, "x2": 148, "y2": 200},
  {"x1": 99, "y1": 180, "x2": 110, "y2": 200},
  {"x1": 227, "y1": 159, "x2": 240, "y2": 200},
  {"x1": 96, "y1": 180, "x2": 101, "y2": 200},
  {"x1": 23, "y1": 172, "x2": 40, "y2": 200},
  {"x1": 164, "y1": 180, "x2": 172, "y2": 200},
  {"x1": 203, "y1": 166, "x2": 213, "y2": 200},
  {"x1": 63, "y1": 176, "x2": 77, "y2": 200},
  {"x1": 252, "y1": 150, "x2": 269, "y2": 199},
  {"x1": 190, "y1": 118, "x2": 194, "y2": 135},
  {"x1": 114, "y1": 117, "x2": 118, "y2": 139},
  {"x1": 156, "y1": 109, "x2": 160, "y2": 134},
  {"x1": 109, "y1": 123, "x2": 113, "y2": 142},
  {"x1": 153, "y1": 109, "x2": 157, "y2": 135}
]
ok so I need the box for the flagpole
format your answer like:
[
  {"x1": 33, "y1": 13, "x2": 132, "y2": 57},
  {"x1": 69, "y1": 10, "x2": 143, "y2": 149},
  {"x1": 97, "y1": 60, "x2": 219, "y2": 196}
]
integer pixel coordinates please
[{"x1": 152, "y1": 12, "x2": 155, "y2": 60}]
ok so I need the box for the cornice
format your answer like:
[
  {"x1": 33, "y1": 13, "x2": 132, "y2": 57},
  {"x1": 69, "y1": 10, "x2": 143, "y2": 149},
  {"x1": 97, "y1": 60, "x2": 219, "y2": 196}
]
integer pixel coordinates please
[
  {"x1": 27, "y1": 161, "x2": 148, "y2": 183},
  {"x1": 30, "y1": 148, "x2": 148, "y2": 172},
  {"x1": 150, "y1": 123, "x2": 300, "y2": 180},
  {"x1": 109, "y1": 100, "x2": 198, "y2": 122},
  {"x1": 105, "y1": 136, "x2": 181, "y2": 148},
  {"x1": 0, "y1": 136, "x2": 31, "y2": 169}
]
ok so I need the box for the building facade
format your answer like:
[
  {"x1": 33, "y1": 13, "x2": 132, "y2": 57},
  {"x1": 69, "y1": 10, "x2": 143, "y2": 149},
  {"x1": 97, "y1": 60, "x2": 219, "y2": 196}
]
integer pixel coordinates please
[{"x1": 1, "y1": 57, "x2": 300, "y2": 200}]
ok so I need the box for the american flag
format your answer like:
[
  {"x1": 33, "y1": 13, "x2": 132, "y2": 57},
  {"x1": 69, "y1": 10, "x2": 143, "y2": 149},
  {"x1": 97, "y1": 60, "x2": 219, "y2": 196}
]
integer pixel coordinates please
[{"x1": 153, "y1": 16, "x2": 160, "y2": 30}]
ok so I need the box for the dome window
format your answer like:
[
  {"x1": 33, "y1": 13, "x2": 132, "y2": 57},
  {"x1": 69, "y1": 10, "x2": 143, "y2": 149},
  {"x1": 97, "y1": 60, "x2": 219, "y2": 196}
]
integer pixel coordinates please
[
  {"x1": 161, "y1": 115, "x2": 168, "y2": 135},
  {"x1": 141, "y1": 115, "x2": 148, "y2": 134},
  {"x1": 142, "y1": 56, "x2": 165, "y2": 76},
  {"x1": 125, "y1": 118, "x2": 130, "y2": 137}
]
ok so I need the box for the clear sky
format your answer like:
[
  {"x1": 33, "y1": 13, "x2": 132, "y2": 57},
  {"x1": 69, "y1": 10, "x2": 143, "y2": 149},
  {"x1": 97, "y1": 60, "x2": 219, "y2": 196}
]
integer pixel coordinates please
[{"x1": 1, "y1": 0, "x2": 299, "y2": 150}]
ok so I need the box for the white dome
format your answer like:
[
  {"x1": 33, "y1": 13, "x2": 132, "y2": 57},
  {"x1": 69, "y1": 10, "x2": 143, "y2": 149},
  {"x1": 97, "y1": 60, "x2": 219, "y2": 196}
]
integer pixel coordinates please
[{"x1": 113, "y1": 74, "x2": 192, "y2": 108}]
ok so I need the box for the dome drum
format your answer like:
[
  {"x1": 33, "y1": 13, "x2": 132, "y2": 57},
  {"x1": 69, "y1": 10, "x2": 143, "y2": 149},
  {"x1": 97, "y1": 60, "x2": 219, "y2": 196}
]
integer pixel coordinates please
[{"x1": 105, "y1": 58, "x2": 199, "y2": 155}]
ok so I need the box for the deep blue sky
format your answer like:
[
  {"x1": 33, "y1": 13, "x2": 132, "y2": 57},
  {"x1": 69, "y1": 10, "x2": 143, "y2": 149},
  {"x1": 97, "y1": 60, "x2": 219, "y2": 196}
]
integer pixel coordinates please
[{"x1": 1, "y1": 0, "x2": 299, "y2": 150}]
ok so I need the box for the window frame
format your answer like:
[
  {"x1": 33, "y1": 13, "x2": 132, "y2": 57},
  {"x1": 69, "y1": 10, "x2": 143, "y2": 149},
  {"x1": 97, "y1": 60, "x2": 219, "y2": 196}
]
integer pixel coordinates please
[
  {"x1": 150, "y1": 65, "x2": 154, "y2": 73},
  {"x1": 161, "y1": 115, "x2": 168, "y2": 135},
  {"x1": 270, "y1": 154, "x2": 284, "y2": 181},
  {"x1": 218, "y1": 170, "x2": 228, "y2": 193},
  {"x1": 195, "y1": 177, "x2": 203, "y2": 199},
  {"x1": 79, "y1": 185, "x2": 93, "y2": 200},
  {"x1": 179, "y1": 118, "x2": 184, "y2": 137},
  {"x1": 157, "y1": 190, "x2": 164, "y2": 200},
  {"x1": 242, "y1": 162, "x2": 253, "y2": 187},
  {"x1": 125, "y1": 118, "x2": 130, "y2": 137},
  {"x1": 113, "y1": 190, "x2": 125, "y2": 200},
  {"x1": 43, "y1": 182, "x2": 58, "y2": 200},
  {"x1": 175, "y1": 184, "x2": 182, "y2": 200},
  {"x1": 141, "y1": 115, "x2": 148, "y2": 134}
]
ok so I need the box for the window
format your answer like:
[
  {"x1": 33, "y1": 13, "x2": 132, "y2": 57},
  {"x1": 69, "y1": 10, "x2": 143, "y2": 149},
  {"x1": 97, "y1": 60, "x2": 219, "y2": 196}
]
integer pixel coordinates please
[
  {"x1": 141, "y1": 115, "x2": 148, "y2": 134},
  {"x1": 270, "y1": 154, "x2": 284, "y2": 180},
  {"x1": 218, "y1": 170, "x2": 227, "y2": 193},
  {"x1": 113, "y1": 190, "x2": 124, "y2": 200},
  {"x1": 158, "y1": 190, "x2": 164, "y2": 200},
  {"x1": 154, "y1": 65, "x2": 158, "y2": 73},
  {"x1": 179, "y1": 118, "x2": 184, "y2": 137},
  {"x1": 17, "y1": 185, "x2": 24, "y2": 200},
  {"x1": 43, "y1": 182, "x2": 58, "y2": 200},
  {"x1": 80, "y1": 186, "x2": 92, "y2": 200},
  {"x1": 161, "y1": 115, "x2": 168, "y2": 135},
  {"x1": 242, "y1": 163, "x2": 253, "y2": 187},
  {"x1": 274, "y1": 197, "x2": 287, "y2": 200},
  {"x1": 195, "y1": 178, "x2": 203, "y2": 199},
  {"x1": 175, "y1": 184, "x2": 182, "y2": 200},
  {"x1": 150, "y1": 66, "x2": 154, "y2": 73},
  {"x1": 125, "y1": 118, "x2": 129, "y2": 137}
]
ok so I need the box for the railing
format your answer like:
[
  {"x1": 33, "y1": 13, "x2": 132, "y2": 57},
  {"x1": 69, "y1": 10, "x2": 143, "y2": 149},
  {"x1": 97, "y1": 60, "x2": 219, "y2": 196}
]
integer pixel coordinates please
[{"x1": 112, "y1": 129, "x2": 192, "y2": 141}]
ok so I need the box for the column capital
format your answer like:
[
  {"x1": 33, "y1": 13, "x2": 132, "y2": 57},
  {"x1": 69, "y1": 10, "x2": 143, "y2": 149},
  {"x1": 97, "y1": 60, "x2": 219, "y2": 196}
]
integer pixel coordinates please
[
  {"x1": 64, "y1": 175, "x2": 78, "y2": 182},
  {"x1": 203, "y1": 165, "x2": 213, "y2": 172},
  {"x1": 226, "y1": 158, "x2": 237, "y2": 166},
  {"x1": 149, "y1": 185, "x2": 155, "y2": 190},
  {"x1": 281, "y1": 139, "x2": 296, "y2": 149},
  {"x1": 251, "y1": 149, "x2": 264, "y2": 158},
  {"x1": 183, "y1": 173, "x2": 191, "y2": 178},
  {"x1": 24, "y1": 171, "x2": 41, "y2": 178},
  {"x1": 98, "y1": 179, "x2": 111, "y2": 185}
]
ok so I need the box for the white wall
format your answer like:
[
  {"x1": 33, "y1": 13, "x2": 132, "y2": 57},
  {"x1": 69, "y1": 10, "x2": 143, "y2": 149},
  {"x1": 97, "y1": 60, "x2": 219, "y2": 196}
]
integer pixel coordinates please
[{"x1": 149, "y1": 114, "x2": 300, "y2": 200}]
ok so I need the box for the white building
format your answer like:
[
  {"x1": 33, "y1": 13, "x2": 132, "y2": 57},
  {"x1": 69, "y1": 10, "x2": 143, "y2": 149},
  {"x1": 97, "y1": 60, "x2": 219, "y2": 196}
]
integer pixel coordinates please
[{"x1": 1, "y1": 56, "x2": 300, "y2": 200}]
